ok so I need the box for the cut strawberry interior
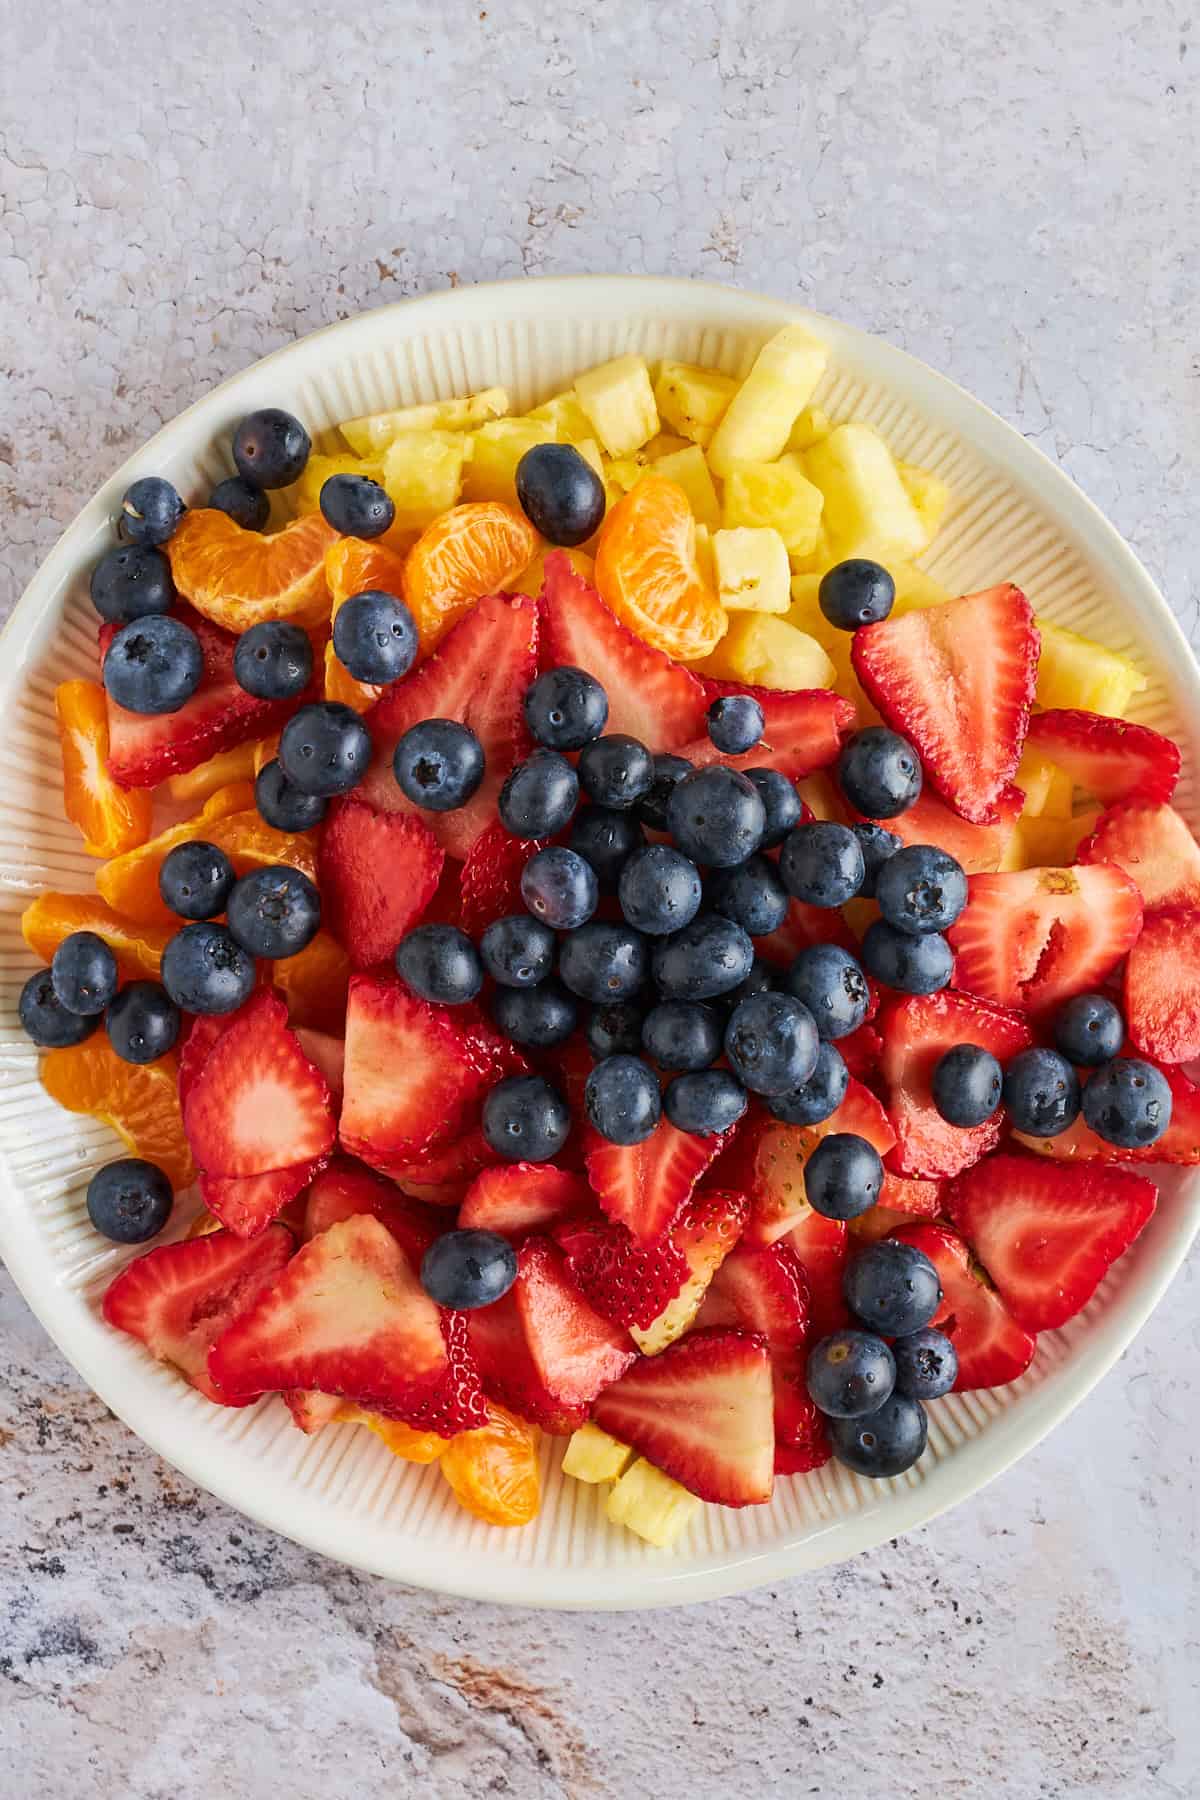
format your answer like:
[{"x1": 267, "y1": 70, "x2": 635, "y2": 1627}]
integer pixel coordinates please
[
  {"x1": 852, "y1": 783, "x2": 1024, "y2": 874},
  {"x1": 947, "y1": 864, "x2": 1143, "y2": 1016},
  {"x1": 553, "y1": 1217, "x2": 691, "y2": 1332},
  {"x1": 199, "y1": 1158, "x2": 324, "y2": 1239},
  {"x1": 183, "y1": 990, "x2": 335, "y2": 1178},
  {"x1": 1123, "y1": 906, "x2": 1200, "y2": 1063},
  {"x1": 458, "y1": 821, "x2": 548, "y2": 935},
  {"x1": 674, "y1": 682, "x2": 856, "y2": 781},
  {"x1": 740, "y1": 1079, "x2": 895, "y2": 1246},
  {"x1": 1013, "y1": 1055, "x2": 1200, "y2": 1166},
  {"x1": 891, "y1": 1221, "x2": 1036, "y2": 1391},
  {"x1": 459, "y1": 1163, "x2": 593, "y2": 1239},
  {"x1": 1026, "y1": 709, "x2": 1180, "y2": 807},
  {"x1": 757, "y1": 895, "x2": 859, "y2": 965},
  {"x1": 584, "y1": 1116, "x2": 730, "y2": 1245},
  {"x1": 302, "y1": 1155, "x2": 443, "y2": 1269},
  {"x1": 880, "y1": 990, "x2": 1033, "y2": 1179},
  {"x1": 1078, "y1": 802, "x2": 1200, "y2": 910},
  {"x1": 319, "y1": 798, "x2": 444, "y2": 970},
  {"x1": 786, "y1": 1208, "x2": 850, "y2": 1340}
]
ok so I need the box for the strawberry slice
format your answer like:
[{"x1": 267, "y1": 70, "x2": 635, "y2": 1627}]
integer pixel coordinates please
[
  {"x1": 695, "y1": 1238, "x2": 813, "y2": 1467},
  {"x1": 1123, "y1": 906, "x2": 1200, "y2": 1063},
  {"x1": 946, "y1": 1153, "x2": 1156, "y2": 1332},
  {"x1": 880, "y1": 1173, "x2": 944, "y2": 1217},
  {"x1": 177, "y1": 1011, "x2": 228, "y2": 1112},
  {"x1": 880, "y1": 990, "x2": 1033, "y2": 1179},
  {"x1": 184, "y1": 991, "x2": 335, "y2": 1178},
  {"x1": 674, "y1": 685, "x2": 856, "y2": 781},
  {"x1": 1078, "y1": 803, "x2": 1200, "y2": 910},
  {"x1": 757, "y1": 895, "x2": 859, "y2": 965},
  {"x1": 459, "y1": 822, "x2": 547, "y2": 935},
  {"x1": 592, "y1": 1327, "x2": 775, "y2": 1506},
  {"x1": 773, "y1": 1402, "x2": 832, "y2": 1475},
  {"x1": 741, "y1": 1079, "x2": 896, "y2": 1246},
  {"x1": 208, "y1": 1214, "x2": 486, "y2": 1434},
  {"x1": 849, "y1": 1203, "x2": 935, "y2": 1245},
  {"x1": 358, "y1": 592, "x2": 538, "y2": 860},
  {"x1": 319, "y1": 798, "x2": 444, "y2": 970},
  {"x1": 293, "y1": 1027, "x2": 345, "y2": 1113},
  {"x1": 302, "y1": 1156, "x2": 443, "y2": 1268},
  {"x1": 584, "y1": 1117, "x2": 730, "y2": 1245},
  {"x1": 103, "y1": 1223, "x2": 293, "y2": 1404},
  {"x1": 630, "y1": 1186, "x2": 750, "y2": 1354},
  {"x1": 283, "y1": 1389, "x2": 344, "y2": 1434},
  {"x1": 540, "y1": 551, "x2": 707, "y2": 751},
  {"x1": 553, "y1": 1216, "x2": 690, "y2": 1332},
  {"x1": 459, "y1": 1163, "x2": 593, "y2": 1238},
  {"x1": 466, "y1": 1287, "x2": 581, "y2": 1433},
  {"x1": 947, "y1": 864, "x2": 1143, "y2": 1016},
  {"x1": 891, "y1": 1221, "x2": 1036, "y2": 1390},
  {"x1": 851, "y1": 784, "x2": 1024, "y2": 874},
  {"x1": 1025, "y1": 710, "x2": 1180, "y2": 806},
  {"x1": 852, "y1": 584, "x2": 1038, "y2": 824},
  {"x1": 838, "y1": 1022, "x2": 883, "y2": 1080},
  {"x1": 1013, "y1": 1055, "x2": 1200, "y2": 1166},
  {"x1": 380, "y1": 1128, "x2": 498, "y2": 1194},
  {"x1": 786, "y1": 1209, "x2": 850, "y2": 1340},
  {"x1": 199, "y1": 1159, "x2": 325, "y2": 1238}
]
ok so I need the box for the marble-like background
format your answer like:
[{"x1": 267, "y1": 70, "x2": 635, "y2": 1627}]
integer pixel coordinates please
[{"x1": 2, "y1": 2, "x2": 1198, "y2": 1793}]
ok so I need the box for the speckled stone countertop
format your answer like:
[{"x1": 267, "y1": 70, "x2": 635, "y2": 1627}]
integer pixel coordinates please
[{"x1": 2, "y1": 3, "x2": 1198, "y2": 1794}]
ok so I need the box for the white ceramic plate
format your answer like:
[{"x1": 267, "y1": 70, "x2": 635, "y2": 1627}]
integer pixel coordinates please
[{"x1": 2, "y1": 276, "x2": 1197, "y2": 1609}]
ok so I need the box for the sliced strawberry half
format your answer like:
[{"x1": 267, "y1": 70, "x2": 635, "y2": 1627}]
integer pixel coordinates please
[
  {"x1": 459, "y1": 822, "x2": 548, "y2": 935},
  {"x1": 947, "y1": 864, "x2": 1143, "y2": 1016},
  {"x1": 177, "y1": 1011, "x2": 229, "y2": 1112},
  {"x1": 694, "y1": 1238, "x2": 812, "y2": 1468},
  {"x1": 675, "y1": 684, "x2": 856, "y2": 781},
  {"x1": 741, "y1": 1079, "x2": 896, "y2": 1246},
  {"x1": 786, "y1": 1209, "x2": 850, "y2": 1339},
  {"x1": 199, "y1": 1158, "x2": 325, "y2": 1238},
  {"x1": 881, "y1": 1173, "x2": 944, "y2": 1216},
  {"x1": 946, "y1": 1153, "x2": 1156, "y2": 1332},
  {"x1": 891, "y1": 1221, "x2": 1036, "y2": 1390},
  {"x1": 553, "y1": 1216, "x2": 690, "y2": 1332},
  {"x1": 302, "y1": 1156, "x2": 443, "y2": 1268},
  {"x1": 293, "y1": 1027, "x2": 345, "y2": 1113},
  {"x1": 852, "y1": 584, "x2": 1038, "y2": 824},
  {"x1": 849, "y1": 1203, "x2": 936, "y2": 1245},
  {"x1": 1078, "y1": 803, "x2": 1200, "y2": 910},
  {"x1": 466, "y1": 1287, "x2": 581, "y2": 1433},
  {"x1": 459, "y1": 1163, "x2": 593, "y2": 1238},
  {"x1": 1123, "y1": 907, "x2": 1200, "y2": 1063},
  {"x1": 1013, "y1": 1055, "x2": 1200, "y2": 1166},
  {"x1": 584, "y1": 1117, "x2": 731, "y2": 1245},
  {"x1": 283, "y1": 1389, "x2": 344, "y2": 1434},
  {"x1": 851, "y1": 783, "x2": 1024, "y2": 874},
  {"x1": 838, "y1": 1022, "x2": 883, "y2": 1080},
  {"x1": 184, "y1": 991, "x2": 335, "y2": 1178},
  {"x1": 103, "y1": 1223, "x2": 293, "y2": 1404},
  {"x1": 319, "y1": 798, "x2": 444, "y2": 970},
  {"x1": 773, "y1": 1398, "x2": 832, "y2": 1475},
  {"x1": 757, "y1": 895, "x2": 859, "y2": 965},
  {"x1": 380, "y1": 1128, "x2": 498, "y2": 1194},
  {"x1": 629, "y1": 1186, "x2": 750, "y2": 1355},
  {"x1": 1026, "y1": 709, "x2": 1180, "y2": 806},
  {"x1": 880, "y1": 990, "x2": 1033, "y2": 1179}
]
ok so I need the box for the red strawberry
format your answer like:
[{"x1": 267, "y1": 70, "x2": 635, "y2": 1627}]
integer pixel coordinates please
[
  {"x1": 852, "y1": 584, "x2": 1038, "y2": 824},
  {"x1": 879, "y1": 990, "x2": 1033, "y2": 1179},
  {"x1": 208, "y1": 1214, "x2": 486, "y2": 1434},
  {"x1": 757, "y1": 896, "x2": 859, "y2": 965},
  {"x1": 554, "y1": 1217, "x2": 691, "y2": 1331},
  {"x1": 302, "y1": 1156, "x2": 442, "y2": 1268},
  {"x1": 786, "y1": 1209, "x2": 850, "y2": 1339},
  {"x1": 293, "y1": 1027, "x2": 345, "y2": 1113},
  {"x1": 838, "y1": 1022, "x2": 883, "y2": 1080},
  {"x1": 592, "y1": 1328, "x2": 775, "y2": 1506},
  {"x1": 177, "y1": 1011, "x2": 228, "y2": 1112},
  {"x1": 381, "y1": 1128, "x2": 497, "y2": 1193},
  {"x1": 459, "y1": 822, "x2": 547, "y2": 935},
  {"x1": 1123, "y1": 907, "x2": 1200, "y2": 1063},
  {"x1": 540, "y1": 551, "x2": 707, "y2": 751},
  {"x1": 199, "y1": 1158, "x2": 325, "y2": 1238},
  {"x1": 946, "y1": 1153, "x2": 1156, "y2": 1332},
  {"x1": 773, "y1": 1402, "x2": 832, "y2": 1475},
  {"x1": 1078, "y1": 803, "x2": 1200, "y2": 910},
  {"x1": 849, "y1": 1203, "x2": 934, "y2": 1245},
  {"x1": 358, "y1": 591, "x2": 538, "y2": 859},
  {"x1": 632, "y1": 1185, "x2": 750, "y2": 1350},
  {"x1": 1025, "y1": 709, "x2": 1180, "y2": 806},
  {"x1": 851, "y1": 784, "x2": 1024, "y2": 874},
  {"x1": 584, "y1": 1117, "x2": 731, "y2": 1245},
  {"x1": 891, "y1": 1221, "x2": 1036, "y2": 1390},
  {"x1": 880, "y1": 1173, "x2": 944, "y2": 1217},
  {"x1": 1013, "y1": 1055, "x2": 1200, "y2": 1166},
  {"x1": 319, "y1": 799, "x2": 444, "y2": 970},
  {"x1": 459, "y1": 1163, "x2": 593, "y2": 1238},
  {"x1": 741, "y1": 1079, "x2": 896, "y2": 1246},
  {"x1": 466, "y1": 1287, "x2": 582, "y2": 1433},
  {"x1": 103, "y1": 1224, "x2": 293, "y2": 1404},
  {"x1": 674, "y1": 685, "x2": 856, "y2": 781},
  {"x1": 283, "y1": 1389, "x2": 343, "y2": 1434},
  {"x1": 947, "y1": 864, "x2": 1143, "y2": 1016},
  {"x1": 184, "y1": 990, "x2": 335, "y2": 1178},
  {"x1": 698, "y1": 1237, "x2": 808, "y2": 1346}
]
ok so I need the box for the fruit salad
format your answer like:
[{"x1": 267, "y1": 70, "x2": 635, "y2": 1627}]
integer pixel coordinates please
[{"x1": 17, "y1": 324, "x2": 1197, "y2": 1550}]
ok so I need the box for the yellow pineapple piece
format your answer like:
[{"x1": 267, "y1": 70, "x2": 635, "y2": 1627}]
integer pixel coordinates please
[
  {"x1": 805, "y1": 424, "x2": 927, "y2": 561},
  {"x1": 653, "y1": 361, "x2": 738, "y2": 448},
  {"x1": 529, "y1": 389, "x2": 594, "y2": 442},
  {"x1": 640, "y1": 431, "x2": 692, "y2": 462},
  {"x1": 796, "y1": 772, "x2": 851, "y2": 822},
  {"x1": 999, "y1": 810, "x2": 1101, "y2": 871},
  {"x1": 1016, "y1": 748, "x2": 1074, "y2": 819},
  {"x1": 606, "y1": 1458, "x2": 702, "y2": 1548},
  {"x1": 562, "y1": 1424, "x2": 634, "y2": 1484},
  {"x1": 574, "y1": 354, "x2": 659, "y2": 457},
  {"x1": 1036, "y1": 620, "x2": 1149, "y2": 717},
  {"x1": 786, "y1": 576, "x2": 854, "y2": 689},
  {"x1": 787, "y1": 405, "x2": 832, "y2": 452},
  {"x1": 723, "y1": 455, "x2": 824, "y2": 556},
  {"x1": 292, "y1": 451, "x2": 383, "y2": 516},
  {"x1": 462, "y1": 419, "x2": 555, "y2": 507},
  {"x1": 381, "y1": 431, "x2": 470, "y2": 529},
  {"x1": 890, "y1": 562, "x2": 954, "y2": 614},
  {"x1": 649, "y1": 444, "x2": 721, "y2": 528},
  {"x1": 897, "y1": 462, "x2": 952, "y2": 547},
  {"x1": 572, "y1": 437, "x2": 605, "y2": 481},
  {"x1": 693, "y1": 522, "x2": 716, "y2": 593},
  {"x1": 507, "y1": 544, "x2": 594, "y2": 600},
  {"x1": 708, "y1": 326, "x2": 828, "y2": 477},
  {"x1": 692, "y1": 611, "x2": 835, "y2": 689},
  {"x1": 340, "y1": 388, "x2": 508, "y2": 456},
  {"x1": 712, "y1": 526, "x2": 792, "y2": 614}
]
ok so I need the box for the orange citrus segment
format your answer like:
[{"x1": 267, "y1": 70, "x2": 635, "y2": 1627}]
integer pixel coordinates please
[
  {"x1": 40, "y1": 1036, "x2": 194, "y2": 1190},
  {"x1": 55, "y1": 680, "x2": 153, "y2": 858},
  {"x1": 272, "y1": 929, "x2": 352, "y2": 1035},
  {"x1": 439, "y1": 1402, "x2": 541, "y2": 1526},
  {"x1": 253, "y1": 733, "x2": 281, "y2": 775},
  {"x1": 323, "y1": 536, "x2": 413, "y2": 711},
  {"x1": 402, "y1": 502, "x2": 538, "y2": 651},
  {"x1": 505, "y1": 543, "x2": 594, "y2": 600},
  {"x1": 166, "y1": 742, "x2": 261, "y2": 806},
  {"x1": 594, "y1": 472, "x2": 727, "y2": 660},
  {"x1": 22, "y1": 892, "x2": 173, "y2": 983},
  {"x1": 336, "y1": 1404, "x2": 445, "y2": 1464},
  {"x1": 167, "y1": 508, "x2": 337, "y2": 634},
  {"x1": 97, "y1": 793, "x2": 318, "y2": 925}
]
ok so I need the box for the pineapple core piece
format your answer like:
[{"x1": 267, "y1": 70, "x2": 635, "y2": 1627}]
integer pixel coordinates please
[
  {"x1": 562, "y1": 1424, "x2": 635, "y2": 1484},
  {"x1": 606, "y1": 1459, "x2": 702, "y2": 1548},
  {"x1": 712, "y1": 526, "x2": 792, "y2": 614},
  {"x1": 574, "y1": 354, "x2": 660, "y2": 457},
  {"x1": 707, "y1": 325, "x2": 829, "y2": 477}
]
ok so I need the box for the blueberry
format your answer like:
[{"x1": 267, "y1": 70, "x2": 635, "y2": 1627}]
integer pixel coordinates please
[
  {"x1": 778, "y1": 821, "x2": 865, "y2": 907},
  {"x1": 892, "y1": 1327, "x2": 958, "y2": 1401},
  {"x1": 637, "y1": 754, "x2": 693, "y2": 832},
  {"x1": 1055, "y1": 993, "x2": 1126, "y2": 1067},
  {"x1": 482, "y1": 1075, "x2": 571, "y2": 1163},
  {"x1": 706, "y1": 694, "x2": 764, "y2": 755},
  {"x1": 520, "y1": 846, "x2": 599, "y2": 931},
  {"x1": 233, "y1": 620, "x2": 313, "y2": 700},
  {"x1": 818, "y1": 559, "x2": 895, "y2": 631},
  {"x1": 804, "y1": 1131, "x2": 884, "y2": 1220},
  {"x1": 586, "y1": 999, "x2": 649, "y2": 1060},
  {"x1": 120, "y1": 476, "x2": 185, "y2": 547},
  {"x1": 1081, "y1": 1057, "x2": 1173, "y2": 1149},
  {"x1": 861, "y1": 921, "x2": 953, "y2": 995},
  {"x1": 158, "y1": 840, "x2": 237, "y2": 921},
  {"x1": 161, "y1": 921, "x2": 256, "y2": 1015},
  {"x1": 618, "y1": 845, "x2": 703, "y2": 936},
  {"x1": 89, "y1": 544, "x2": 174, "y2": 623},
  {"x1": 875, "y1": 844, "x2": 966, "y2": 935},
  {"x1": 232, "y1": 408, "x2": 311, "y2": 489},
  {"x1": 585, "y1": 1054, "x2": 662, "y2": 1144},
  {"x1": 515, "y1": 443, "x2": 606, "y2": 547},
  {"x1": 725, "y1": 992, "x2": 819, "y2": 1096},
  {"x1": 642, "y1": 999, "x2": 723, "y2": 1072},
  {"x1": 578, "y1": 734, "x2": 655, "y2": 810},
  {"x1": 105, "y1": 980, "x2": 181, "y2": 1065},
  {"x1": 18, "y1": 970, "x2": 98, "y2": 1048},
  {"x1": 706, "y1": 854, "x2": 789, "y2": 937},
  {"x1": 393, "y1": 719, "x2": 484, "y2": 812},
  {"x1": 850, "y1": 821, "x2": 901, "y2": 898},
  {"x1": 279, "y1": 702, "x2": 371, "y2": 797},
  {"x1": 255, "y1": 759, "x2": 328, "y2": 832},
  {"x1": 745, "y1": 767, "x2": 803, "y2": 849},
  {"x1": 50, "y1": 931, "x2": 117, "y2": 1015},
  {"x1": 569, "y1": 805, "x2": 645, "y2": 889},
  {"x1": 785, "y1": 943, "x2": 870, "y2": 1040},
  {"x1": 767, "y1": 1040, "x2": 849, "y2": 1125},
  {"x1": 421, "y1": 1229, "x2": 518, "y2": 1310},
  {"x1": 722, "y1": 959, "x2": 778, "y2": 1009},
  {"x1": 1002, "y1": 1047, "x2": 1081, "y2": 1137},
  {"x1": 209, "y1": 476, "x2": 270, "y2": 531},
  {"x1": 837, "y1": 727, "x2": 922, "y2": 819},
  {"x1": 103, "y1": 615, "x2": 204, "y2": 715},
  {"x1": 319, "y1": 473, "x2": 395, "y2": 539},
  {"x1": 227, "y1": 865, "x2": 322, "y2": 960},
  {"x1": 651, "y1": 913, "x2": 754, "y2": 1001},
  {"x1": 829, "y1": 1393, "x2": 928, "y2": 1478},
  {"x1": 931, "y1": 1044, "x2": 1003, "y2": 1127},
  {"x1": 663, "y1": 1069, "x2": 748, "y2": 1137},
  {"x1": 395, "y1": 924, "x2": 483, "y2": 1006},
  {"x1": 86, "y1": 1158, "x2": 174, "y2": 1244},
  {"x1": 558, "y1": 921, "x2": 648, "y2": 1004},
  {"x1": 843, "y1": 1240, "x2": 942, "y2": 1336},
  {"x1": 331, "y1": 589, "x2": 418, "y2": 685},
  {"x1": 667, "y1": 765, "x2": 766, "y2": 869},
  {"x1": 480, "y1": 914, "x2": 556, "y2": 988},
  {"x1": 806, "y1": 1329, "x2": 896, "y2": 1418},
  {"x1": 523, "y1": 665, "x2": 608, "y2": 751},
  {"x1": 492, "y1": 980, "x2": 577, "y2": 1048},
  {"x1": 498, "y1": 749, "x2": 579, "y2": 840}
]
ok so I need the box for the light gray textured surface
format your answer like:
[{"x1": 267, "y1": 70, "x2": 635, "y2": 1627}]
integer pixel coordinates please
[{"x1": 2, "y1": 2, "x2": 1199, "y2": 1794}]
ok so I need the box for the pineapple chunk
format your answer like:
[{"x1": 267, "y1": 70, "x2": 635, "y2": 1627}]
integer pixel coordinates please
[
  {"x1": 529, "y1": 389, "x2": 594, "y2": 442},
  {"x1": 574, "y1": 354, "x2": 659, "y2": 457},
  {"x1": 1016, "y1": 748, "x2": 1074, "y2": 819},
  {"x1": 897, "y1": 461, "x2": 952, "y2": 547},
  {"x1": 806, "y1": 424, "x2": 927, "y2": 561},
  {"x1": 649, "y1": 444, "x2": 721, "y2": 528},
  {"x1": 723, "y1": 455, "x2": 824, "y2": 556},
  {"x1": 694, "y1": 611, "x2": 835, "y2": 690},
  {"x1": 563, "y1": 1424, "x2": 634, "y2": 1484},
  {"x1": 796, "y1": 772, "x2": 851, "y2": 823},
  {"x1": 712, "y1": 526, "x2": 792, "y2": 614},
  {"x1": 340, "y1": 388, "x2": 508, "y2": 456},
  {"x1": 573, "y1": 437, "x2": 605, "y2": 481},
  {"x1": 890, "y1": 562, "x2": 954, "y2": 614},
  {"x1": 507, "y1": 545, "x2": 594, "y2": 600},
  {"x1": 654, "y1": 361, "x2": 738, "y2": 447},
  {"x1": 605, "y1": 1458, "x2": 701, "y2": 1547},
  {"x1": 707, "y1": 325, "x2": 828, "y2": 478},
  {"x1": 1000, "y1": 810, "x2": 1101, "y2": 871},
  {"x1": 292, "y1": 452, "x2": 383, "y2": 516},
  {"x1": 787, "y1": 405, "x2": 832, "y2": 452},
  {"x1": 381, "y1": 432, "x2": 470, "y2": 529},
  {"x1": 693, "y1": 522, "x2": 716, "y2": 593},
  {"x1": 1036, "y1": 620, "x2": 1149, "y2": 718},
  {"x1": 462, "y1": 419, "x2": 555, "y2": 506},
  {"x1": 786, "y1": 576, "x2": 855, "y2": 689},
  {"x1": 640, "y1": 432, "x2": 692, "y2": 463}
]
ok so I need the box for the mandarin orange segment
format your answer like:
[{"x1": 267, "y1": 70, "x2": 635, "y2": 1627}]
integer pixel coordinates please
[
  {"x1": 594, "y1": 472, "x2": 727, "y2": 661},
  {"x1": 22, "y1": 892, "x2": 173, "y2": 983},
  {"x1": 439, "y1": 1402, "x2": 541, "y2": 1527},
  {"x1": 402, "y1": 502, "x2": 538, "y2": 651},
  {"x1": 323, "y1": 537, "x2": 414, "y2": 711},
  {"x1": 272, "y1": 929, "x2": 352, "y2": 1035},
  {"x1": 253, "y1": 733, "x2": 281, "y2": 775},
  {"x1": 337, "y1": 1405, "x2": 445, "y2": 1464},
  {"x1": 40, "y1": 1037, "x2": 194, "y2": 1190},
  {"x1": 166, "y1": 742, "x2": 261, "y2": 806},
  {"x1": 167, "y1": 508, "x2": 337, "y2": 634},
  {"x1": 55, "y1": 680, "x2": 153, "y2": 858},
  {"x1": 97, "y1": 798, "x2": 318, "y2": 926}
]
